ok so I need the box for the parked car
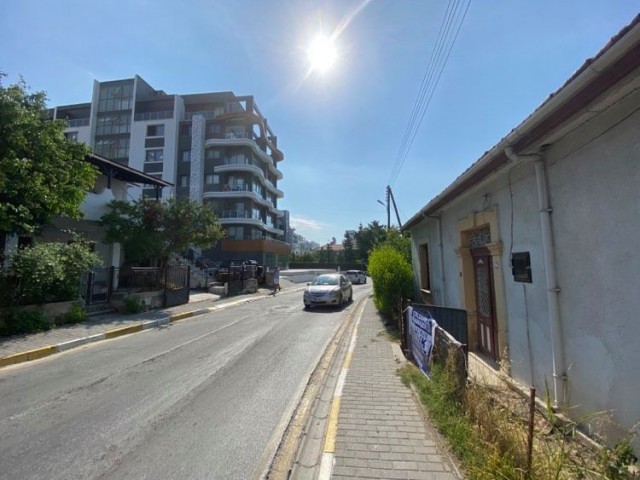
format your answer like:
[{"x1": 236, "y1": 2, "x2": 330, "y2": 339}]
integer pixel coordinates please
[
  {"x1": 303, "y1": 273, "x2": 353, "y2": 309},
  {"x1": 345, "y1": 269, "x2": 367, "y2": 285}
]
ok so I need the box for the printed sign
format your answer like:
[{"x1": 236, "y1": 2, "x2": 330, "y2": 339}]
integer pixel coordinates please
[{"x1": 408, "y1": 307, "x2": 437, "y2": 375}]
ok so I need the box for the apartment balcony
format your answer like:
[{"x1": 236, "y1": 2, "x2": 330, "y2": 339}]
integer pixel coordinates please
[
  {"x1": 203, "y1": 185, "x2": 280, "y2": 207},
  {"x1": 66, "y1": 118, "x2": 90, "y2": 127},
  {"x1": 216, "y1": 210, "x2": 284, "y2": 236},
  {"x1": 205, "y1": 135, "x2": 283, "y2": 180},
  {"x1": 213, "y1": 162, "x2": 283, "y2": 198},
  {"x1": 264, "y1": 180, "x2": 284, "y2": 198},
  {"x1": 134, "y1": 111, "x2": 174, "y2": 121}
]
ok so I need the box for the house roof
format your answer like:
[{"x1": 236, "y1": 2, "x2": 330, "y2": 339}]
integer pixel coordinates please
[
  {"x1": 316, "y1": 243, "x2": 345, "y2": 252},
  {"x1": 85, "y1": 153, "x2": 173, "y2": 188},
  {"x1": 404, "y1": 14, "x2": 640, "y2": 230}
]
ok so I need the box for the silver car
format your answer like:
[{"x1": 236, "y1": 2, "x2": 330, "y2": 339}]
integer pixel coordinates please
[
  {"x1": 303, "y1": 273, "x2": 353, "y2": 309},
  {"x1": 345, "y1": 269, "x2": 366, "y2": 285}
]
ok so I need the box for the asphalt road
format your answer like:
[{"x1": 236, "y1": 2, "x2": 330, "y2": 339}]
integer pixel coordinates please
[{"x1": 0, "y1": 283, "x2": 372, "y2": 480}]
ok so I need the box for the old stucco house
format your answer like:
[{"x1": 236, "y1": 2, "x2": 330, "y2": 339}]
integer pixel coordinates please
[{"x1": 404, "y1": 15, "x2": 639, "y2": 450}]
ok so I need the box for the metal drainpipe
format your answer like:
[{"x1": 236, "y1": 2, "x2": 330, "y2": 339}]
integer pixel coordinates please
[
  {"x1": 424, "y1": 213, "x2": 447, "y2": 305},
  {"x1": 505, "y1": 147, "x2": 566, "y2": 408},
  {"x1": 437, "y1": 215, "x2": 446, "y2": 305}
]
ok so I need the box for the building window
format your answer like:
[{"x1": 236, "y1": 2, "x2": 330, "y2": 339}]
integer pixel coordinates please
[
  {"x1": 180, "y1": 175, "x2": 189, "y2": 187},
  {"x1": 226, "y1": 226, "x2": 244, "y2": 239},
  {"x1": 96, "y1": 113, "x2": 131, "y2": 135},
  {"x1": 205, "y1": 149, "x2": 221, "y2": 159},
  {"x1": 180, "y1": 124, "x2": 192, "y2": 136},
  {"x1": 65, "y1": 131, "x2": 79, "y2": 142},
  {"x1": 95, "y1": 138, "x2": 129, "y2": 159},
  {"x1": 205, "y1": 174, "x2": 219, "y2": 185},
  {"x1": 145, "y1": 149, "x2": 164, "y2": 162},
  {"x1": 147, "y1": 124, "x2": 165, "y2": 137},
  {"x1": 98, "y1": 83, "x2": 133, "y2": 112},
  {"x1": 206, "y1": 123, "x2": 221, "y2": 136},
  {"x1": 181, "y1": 150, "x2": 191, "y2": 162}
]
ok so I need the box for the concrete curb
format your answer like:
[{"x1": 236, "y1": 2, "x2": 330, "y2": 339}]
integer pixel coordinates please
[{"x1": 0, "y1": 285, "x2": 309, "y2": 370}]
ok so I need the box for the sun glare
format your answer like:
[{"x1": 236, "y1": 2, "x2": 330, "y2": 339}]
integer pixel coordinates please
[{"x1": 307, "y1": 34, "x2": 338, "y2": 74}]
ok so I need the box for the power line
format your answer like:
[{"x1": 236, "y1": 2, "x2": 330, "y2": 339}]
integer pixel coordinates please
[{"x1": 388, "y1": 0, "x2": 471, "y2": 188}]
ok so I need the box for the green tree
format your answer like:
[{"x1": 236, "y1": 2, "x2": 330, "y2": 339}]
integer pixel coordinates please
[
  {"x1": 383, "y1": 228, "x2": 411, "y2": 264},
  {"x1": 0, "y1": 74, "x2": 96, "y2": 235},
  {"x1": 292, "y1": 250, "x2": 319, "y2": 263},
  {"x1": 100, "y1": 197, "x2": 224, "y2": 266},
  {"x1": 343, "y1": 232, "x2": 356, "y2": 263},
  {"x1": 354, "y1": 221, "x2": 388, "y2": 265}
]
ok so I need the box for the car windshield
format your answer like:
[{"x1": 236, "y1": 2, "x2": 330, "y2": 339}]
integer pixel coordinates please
[{"x1": 312, "y1": 275, "x2": 339, "y2": 286}]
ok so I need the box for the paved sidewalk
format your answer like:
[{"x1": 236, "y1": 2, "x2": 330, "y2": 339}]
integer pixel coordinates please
[{"x1": 327, "y1": 299, "x2": 461, "y2": 479}]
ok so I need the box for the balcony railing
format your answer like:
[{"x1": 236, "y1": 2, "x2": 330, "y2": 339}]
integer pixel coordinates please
[
  {"x1": 134, "y1": 111, "x2": 174, "y2": 121},
  {"x1": 220, "y1": 210, "x2": 251, "y2": 219},
  {"x1": 65, "y1": 118, "x2": 90, "y2": 127},
  {"x1": 221, "y1": 184, "x2": 251, "y2": 193},
  {"x1": 183, "y1": 110, "x2": 223, "y2": 120}
]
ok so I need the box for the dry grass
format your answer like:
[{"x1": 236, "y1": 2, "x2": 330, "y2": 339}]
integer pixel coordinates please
[{"x1": 399, "y1": 360, "x2": 638, "y2": 479}]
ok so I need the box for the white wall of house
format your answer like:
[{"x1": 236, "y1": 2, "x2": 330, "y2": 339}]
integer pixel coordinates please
[
  {"x1": 410, "y1": 87, "x2": 640, "y2": 448},
  {"x1": 543, "y1": 93, "x2": 640, "y2": 443},
  {"x1": 81, "y1": 177, "x2": 128, "y2": 221}
]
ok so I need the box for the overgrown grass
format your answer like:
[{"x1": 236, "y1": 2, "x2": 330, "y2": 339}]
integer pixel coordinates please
[
  {"x1": 399, "y1": 363, "x2": 520, "y2": 479},
  {"x1": 398, "y1": 362, "x2": 638, "y2": 479}
]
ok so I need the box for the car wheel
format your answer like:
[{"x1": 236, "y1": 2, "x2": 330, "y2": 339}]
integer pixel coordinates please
[{"x1": 338, "y1": 294, "x2": 343, "y2": 308}]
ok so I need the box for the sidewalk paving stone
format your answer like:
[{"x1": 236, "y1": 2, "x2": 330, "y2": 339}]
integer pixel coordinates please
[{"x1": 330, "y1": 299, "x2": 461, "y2": 479}]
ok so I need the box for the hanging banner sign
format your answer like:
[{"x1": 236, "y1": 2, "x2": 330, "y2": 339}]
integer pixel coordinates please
[{"x1": 408, "y1": 306, "x2": 437, "y2": 375}]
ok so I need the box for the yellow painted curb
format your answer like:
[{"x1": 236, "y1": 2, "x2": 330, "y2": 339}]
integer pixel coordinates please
[
  {"x1": 170, "y1": 311, "x2": 194, "y2": 322},
  {"x1": 104, "y1": 324, "x2": 143, "y2": 339},
  {"x1": 324, "y1": 397, "x2": 341, "y2": 454},
  {"x1": 0, "y1": 345, "x2": 57, "y2": 368}
]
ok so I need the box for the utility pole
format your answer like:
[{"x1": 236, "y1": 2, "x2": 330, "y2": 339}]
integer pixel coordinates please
[
  {"x1": 378, "y1": 186, "x2": 402, "y2": 230},
  {"x1": 388, "y1": 186, "x2": 402, "y2": 230},
  {"x1": 386, "y1": 185, "x2": 391, "y2": 230}
]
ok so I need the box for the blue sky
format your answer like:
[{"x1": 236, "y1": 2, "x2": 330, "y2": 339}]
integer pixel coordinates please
[{"x1": 1, "y1": 1, "x2": 637, "y2": 244}]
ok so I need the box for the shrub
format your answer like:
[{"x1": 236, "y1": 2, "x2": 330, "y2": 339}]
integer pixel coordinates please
[
  {"x1": 9, "y1": 240, "x2": 102, "y2": 305},
  {"x1": 367, "y1": 245, "x2": 413, "y2": 319},
  {"x1": 124, "y1": 295, "x2": 144, "y2": 314},
  {"x1": 0, "y1": 308, "x2": 52, "y2": 337},
  {"x1": 54, "y1": 302, "x2": 88, "y2": 326}
]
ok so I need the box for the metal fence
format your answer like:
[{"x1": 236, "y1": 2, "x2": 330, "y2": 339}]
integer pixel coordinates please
[
  {"x1": 404, "y1": 303, "x2": 468, "y2": 398},
  {"x1": 80, "y1": 266, "x2": 190, "y2": 307},
  {"x1": 410, "y1": 303, "x2": 468, "y2": 348}
]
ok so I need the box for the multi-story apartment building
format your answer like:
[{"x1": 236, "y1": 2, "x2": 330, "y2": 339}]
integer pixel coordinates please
[{"x1": 51, "y1": 75, "x2": 290, "y2": 267}]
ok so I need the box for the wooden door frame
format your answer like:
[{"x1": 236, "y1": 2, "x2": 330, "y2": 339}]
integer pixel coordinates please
[
  {"x1": 471, "y1": 247, "x2": 498, "y2": 360},
  {"x1": 454, "y1": 208, "x2": 508, "y2": 366}
]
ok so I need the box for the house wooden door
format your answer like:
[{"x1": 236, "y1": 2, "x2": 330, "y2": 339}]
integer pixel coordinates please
[{"x1": 472, "y1": 250, "x2": 498, "y2": 360}]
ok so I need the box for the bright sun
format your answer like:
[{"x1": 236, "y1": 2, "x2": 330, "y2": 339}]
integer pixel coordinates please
[{"x1": 307, "y1": 34, "x2": 338, "y2": 74}]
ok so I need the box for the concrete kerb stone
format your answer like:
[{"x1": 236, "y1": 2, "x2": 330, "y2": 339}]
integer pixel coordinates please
[{"x1": 0, "y1": 284, "x2": 310, "y2": 370}]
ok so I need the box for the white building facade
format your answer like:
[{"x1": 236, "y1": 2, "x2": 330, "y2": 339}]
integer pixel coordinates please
[{"x1": 52, "y1": 76, "x2": 290, "y2": 266}]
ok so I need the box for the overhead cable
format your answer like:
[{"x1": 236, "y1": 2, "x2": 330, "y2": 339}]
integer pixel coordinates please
[{"x1": 387, "y1": 0, "x2": 471, "y2": 188}]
